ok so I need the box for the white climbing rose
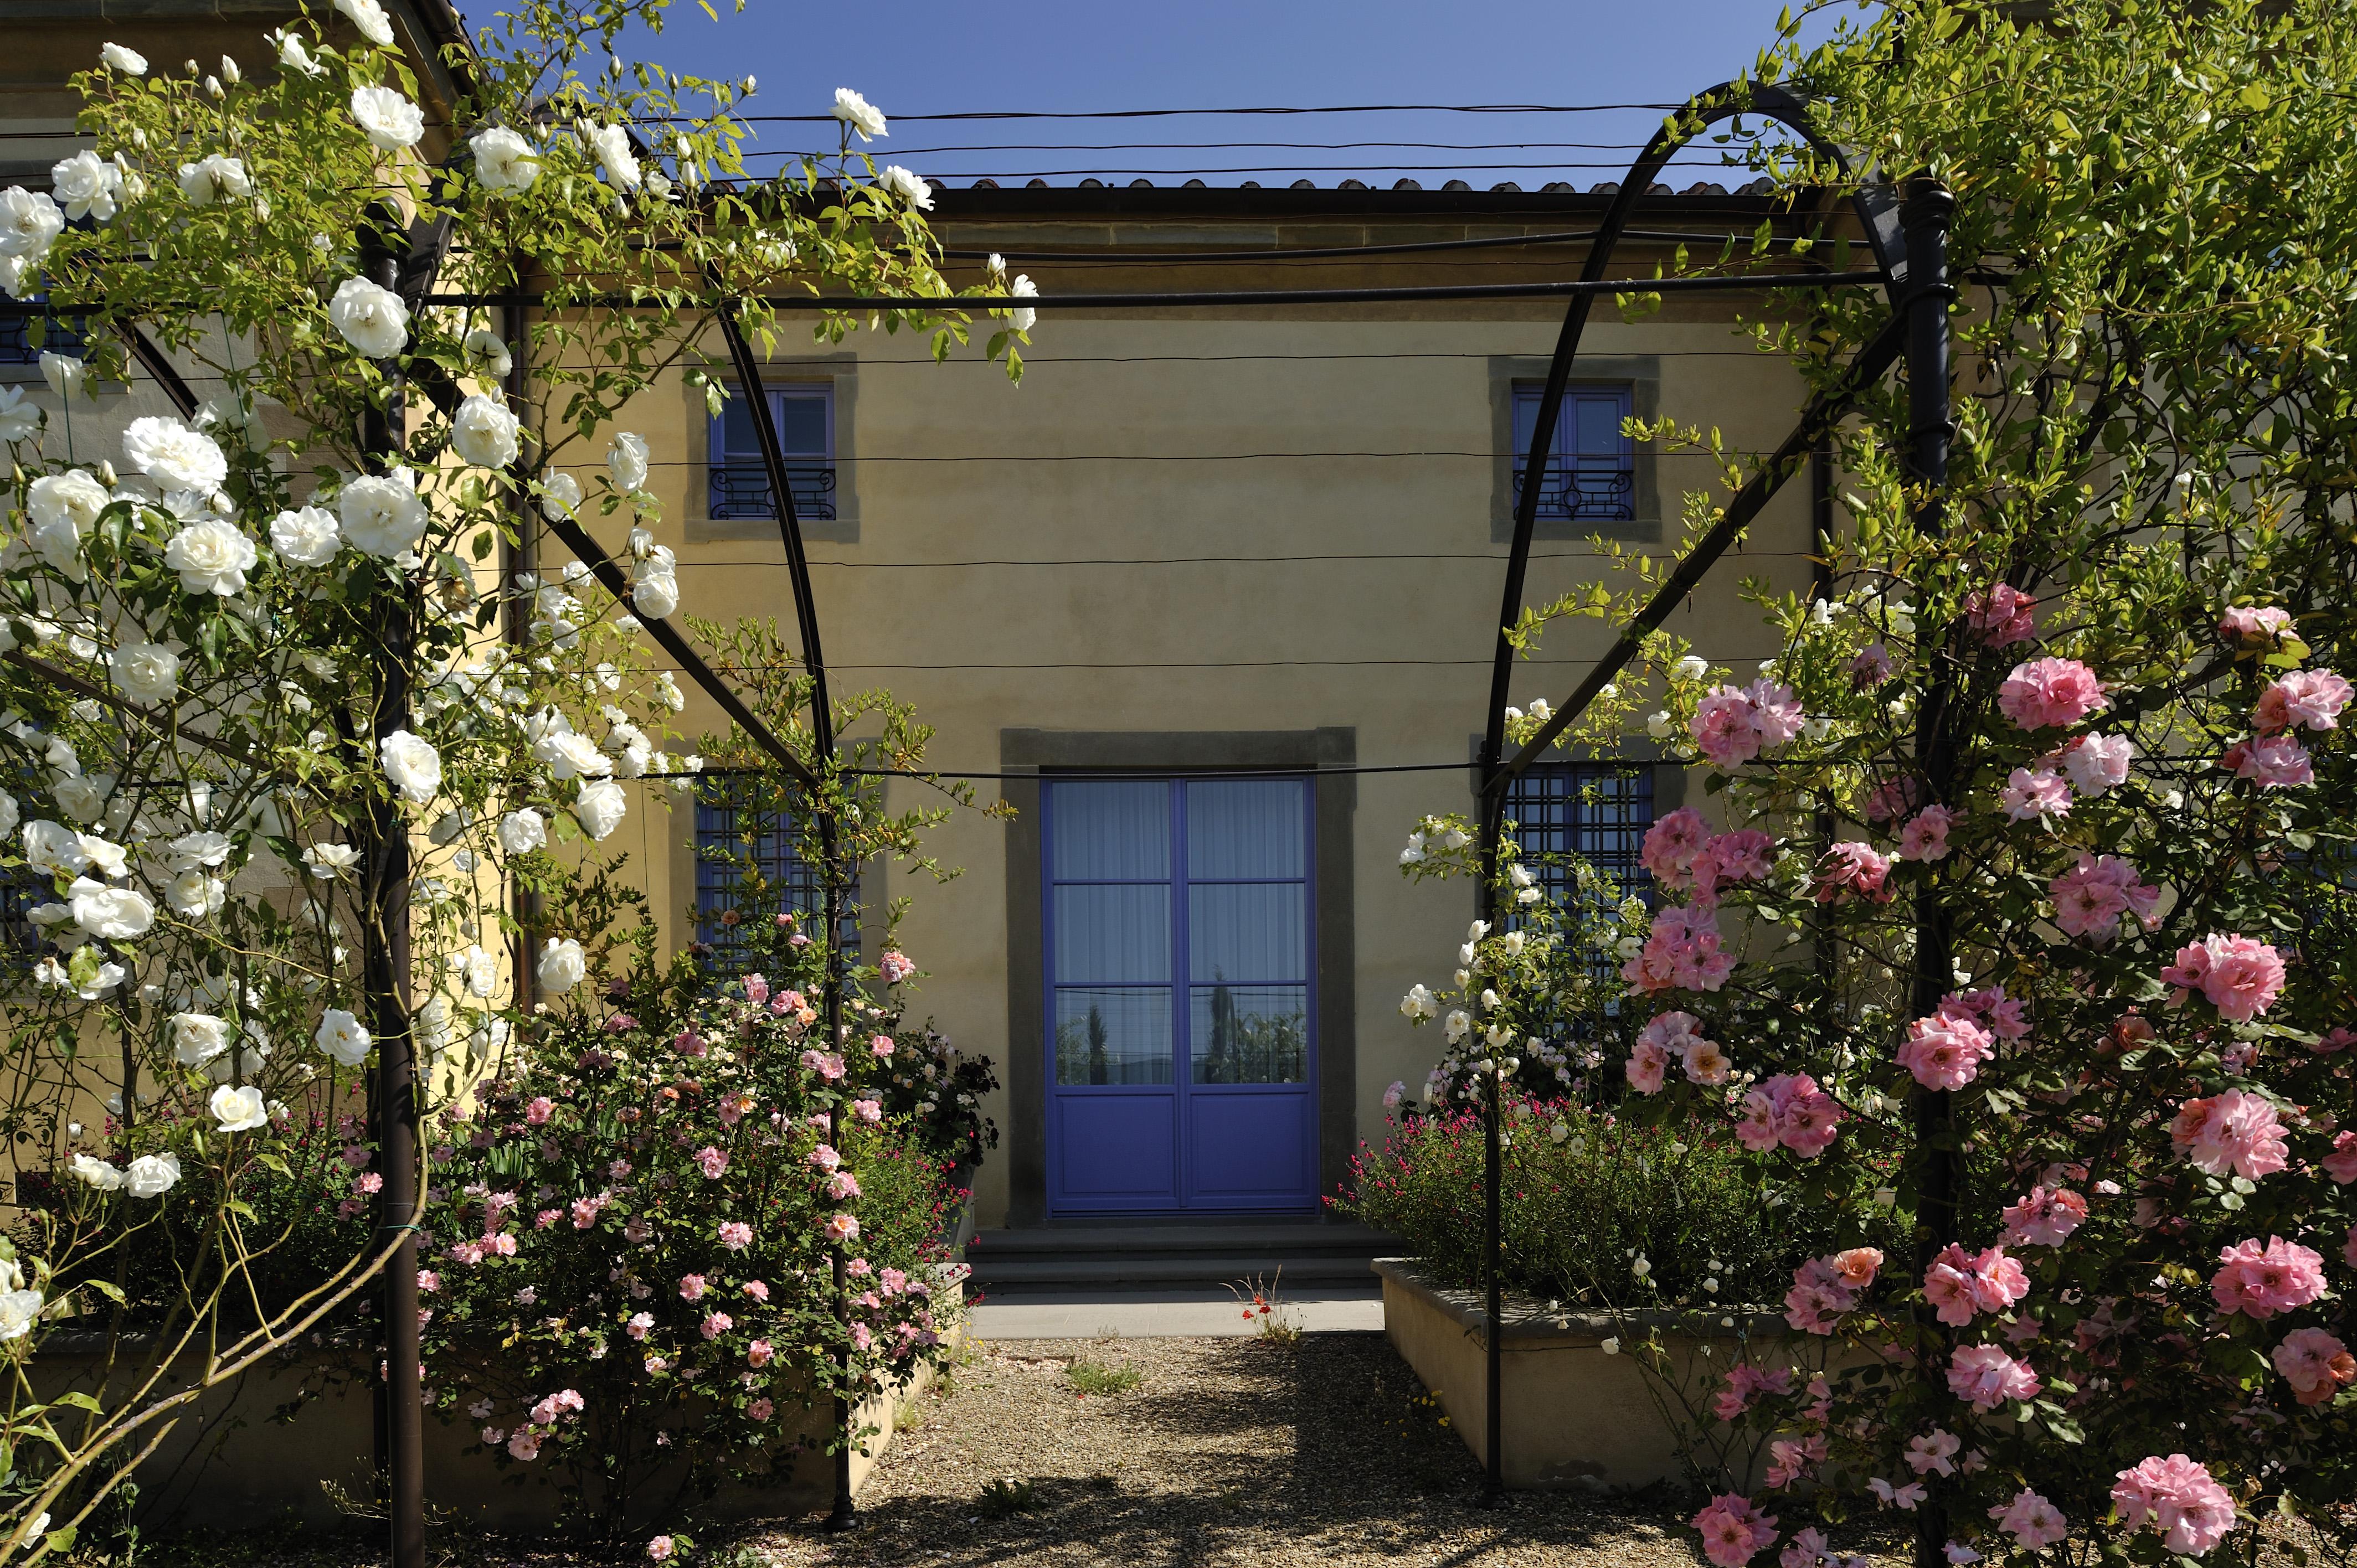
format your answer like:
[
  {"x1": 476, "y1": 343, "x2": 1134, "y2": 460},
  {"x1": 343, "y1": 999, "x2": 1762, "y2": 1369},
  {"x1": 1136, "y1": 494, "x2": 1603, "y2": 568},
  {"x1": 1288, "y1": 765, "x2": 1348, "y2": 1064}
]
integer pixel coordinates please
[
  {"x1": 878, "y1": 165, "x2": 933, "y2": 211},
  {"x1": 210, "y1": 1084, "x2": 268, "y2": 1132},
  {"x1": 450, "y1": 394, "x2": 519, "y2": 469},
  {"x1": 470, "y1": 127, "x2": 539, "y2": 193},
  {"x1": 315, "y1": 1009, "x2": 371, "y2": 1067},
  {"x1": 122, "y1": 415, "x2": 228, "y2": 494},
  {"x1": 537, "y1": 937, "x2": 586, "y2": 993},
  {"x1": 338, "y1": 469, "x2": 428, "y2": 558},
  {"x1": 573, "y1": 779, "x2": 627, "y2": 842},
  {"x1": 326, "y1": 275, "x2": 408, "y2": 359},
  {"x1": 124, "y1": 1152, "x2": 182, "y2": 1198},
  {"x1": 348, "y1": 86, "x2": 424, "y2": 151},
  {"x1": 108, "y1": 641, "x2": 180, "y2": 704},
  {"x1": 172, "y1": 1012, "x2": 233, "y2": 1066},
  {"x1": 539, "y1": 471, "x2": 581, "y2": 520},
  {"x1": 333, "y1": 0, "x2": 396, "y2": 48},
  {"x1": 270, "y1": 506, "x2": 341, "y2": 566},
  {"x1": 0, "y1": 188, "x2": 65, "y2": 264},
  {"x1": 606, "y1": 432, "x2": 649, "y2": 493},
  {"x1": 177, "y1": 155, "x2": 251, "y2": 205},
  {"x1": 463, "y1": 327, "x2": 514, "y2": 378},
  {"x1": 1008, "y1": 274, "x2": 1038, "y2": 333},
  {"x1": 499, "y1": 809, "x2": 547, "y2": 854},
  {"x1": 49, "y1": 151, "x2": 122, "y2": 224},
  {"x1": 101, "y1": 42, "x2": 149, "y2": 74},
  {"x1": 69, "y1": 878, "x2": 155, "y2": 941},
  {"x1": 25, "y1": 471, "x2": 109, "y2": 579},
  {"x1": 831, "y1": 87, "x2": 887, "y2": 141},
  {"x1": 163, "y1": 518, "x2": 258, "y2": 597},
  {"x1": 585, "y1": 123, "x2": 641, "y2": 190},
  {"x1": 70, "y1": 1154, "x2": 125, "y2": 1191},
  {"x1": 378, "y1": 730, "x2": 442, "y2": 806}
]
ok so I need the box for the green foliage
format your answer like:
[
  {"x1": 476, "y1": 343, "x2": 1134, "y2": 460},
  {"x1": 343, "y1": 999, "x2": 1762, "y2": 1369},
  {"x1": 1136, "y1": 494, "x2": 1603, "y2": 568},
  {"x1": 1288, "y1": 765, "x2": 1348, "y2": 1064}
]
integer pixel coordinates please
[{"x1": 1064, "y1": 1360, "x2": 1141, "y2": 1396}]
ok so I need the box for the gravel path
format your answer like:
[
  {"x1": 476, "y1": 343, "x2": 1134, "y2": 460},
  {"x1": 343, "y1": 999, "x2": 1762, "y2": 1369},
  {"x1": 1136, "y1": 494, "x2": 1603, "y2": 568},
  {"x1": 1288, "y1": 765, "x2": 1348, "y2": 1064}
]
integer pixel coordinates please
[{"x1": 756, "y1": 1332, "x2": 1714, "y2": 1568}]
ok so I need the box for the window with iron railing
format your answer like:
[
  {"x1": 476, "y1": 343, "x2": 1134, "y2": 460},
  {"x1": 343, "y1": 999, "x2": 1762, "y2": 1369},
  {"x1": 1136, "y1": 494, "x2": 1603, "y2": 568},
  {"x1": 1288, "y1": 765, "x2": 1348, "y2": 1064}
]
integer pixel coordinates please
[
  {"x1": 1501, "y1": 762, "x2": 1655, "y2": 910},
  {"x1": 1511, "y1": 383, "x2": 1636, "y2": 523},
  {"x1": 0, "y1": 298, "x2": 85, "y2": 365},
  {"x1": 707, "y1": 384, "x2": 836, "y2": 522},
  {"x1": 693, "y1": 781, "x2": 860, "y2": 962}
]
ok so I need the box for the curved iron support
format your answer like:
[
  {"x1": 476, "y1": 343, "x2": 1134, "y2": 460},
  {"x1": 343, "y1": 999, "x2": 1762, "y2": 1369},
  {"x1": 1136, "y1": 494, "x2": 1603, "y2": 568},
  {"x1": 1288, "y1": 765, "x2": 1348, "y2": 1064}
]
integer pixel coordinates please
[
  {"x1": 710, "y1": 298, "x2": 861, "y2": 1533},
  {"x1": 1469, "y1": 82, "x2": 1910, "y2": 1505}
]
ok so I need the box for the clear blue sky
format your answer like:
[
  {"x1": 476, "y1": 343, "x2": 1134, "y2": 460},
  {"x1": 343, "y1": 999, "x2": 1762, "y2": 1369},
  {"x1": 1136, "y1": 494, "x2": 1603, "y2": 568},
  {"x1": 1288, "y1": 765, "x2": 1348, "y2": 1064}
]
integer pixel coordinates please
[{"x1": 471, "y1": 0, "x2": 1866, "y2": 191}]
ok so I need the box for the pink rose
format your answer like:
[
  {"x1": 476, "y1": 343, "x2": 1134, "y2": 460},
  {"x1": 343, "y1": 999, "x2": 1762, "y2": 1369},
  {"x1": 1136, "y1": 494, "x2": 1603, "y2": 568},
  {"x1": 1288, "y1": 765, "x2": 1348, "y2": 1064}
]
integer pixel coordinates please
[
  {"x1": 744, "y1": 973, "x2": 771, "y2": 1006},
  {"x1": 1624, "y1": 1039, "x2": 1670, "y2": 1095},
  {"x1": 2170, "y1": 1090, "x2": 2289, "y2": 1181},
  {"x1": 647, "y1": 1538, "x2": 675, "y2": 1562},
  {"x1": 1897, "y1": 804, "x2": 1954, "y2": 862},
  {"x1": 2253, "y1": 668, "x2": 2351, "y2": 734},
  {"x1": 1897, "y1": 1012, "x2": 1994, "y2": 1091},
  {"x1": 2160, "y1": 934, "x2": 2285, "y2": 1022},
  {"x1": 525, "y1": 1097, "x2": 554, "y2": 1126},
  {"x1": 718, "y1": 1220, "x2": 753, "y2": 1251},
  {"x1": 2230, "y1": 734, "x2": 2314, "y2": 787},
  {"x1": 1989, "y1": 1490, "x2": 2068, "y2": 1549},
  {"x1": 1998, "y1": 766, "x2": 2072, "y2": 822},
  {"x1": 1691, "y1": 1494, "x2": 1779, "y2": 1567},
  {"x1": 747, "y1": 1396, "x2": 775, "y2": 1421},
  {"x1": 2210, "y1": 1236, "x2": 2326, "y2": 1319},
  {"x1": 1849, "y1": 642, "x2": 1896, "y2": 688},
  {"x1": 2274, "y1": 1328, "x2": 2356, "y2": 1405},
  {"x1": 678, "y1": 1273, "x2": 707, "y2": 1301},
  {"x1": 1641, "y1": 808, "x2": 1711, "y2": 888},
  {"x1": 2112, "y1": 1454, "x2": 2236, "y2": 1555},
  {"x1": 2049, "y1": 853, "x2": 2159, "y2": 942},
  {"x1": 1813, "y1": 842, "x2": 1893, "y2": 904},
  {"x1": 748, "y1": 1339, "x2": 774, "y2": 1367},
  {"x1": 808, "y1": 1143, "x2": 842, "y2": 1172},
  {"x1": 2000, "y1": 1187, "x2": 2087, "y2": 1247},
  {"x1": 696, "y1": 1145, "x2": 729, "y2": 1179},
  {"x1": 1621, "y1": 905, "x2": 1735, "y2": 995},
  {"x1": 871, "y1": 1033, "x2": 895, "y2": 1059},
  {"x1": 852, "y1": 1098, "x2": 882, "y2": 1125},
  {"x1": 2057, "y1": 731, "x2": 2134, "y2": 795},
  {"x1": 1965, "y1": 582, "x2": 2037, "y2": 647},
  {"x1": 2218, "y1": 605, "x2": 2293, "y2": 646},
  {"x1": 626, "y1": 1312, "x2": 653, "y2": 1339},
  {"x1": 824, "y1": 1213, "x2": 860, "y2": 1245},
  {"x1": 507, "y1": 1430, "x2": 542, "y2": 1462},
  {"x1": 1996, "y1": 657, "x2": 2108, "y2": 730},
  {"x1": 1689, "y1": 680, "x2": 1805, "y2": 768},
  {"x1": 701, "y1": 1311, "x2": 733, "y2": 1340},
  {"x1": 879, "y1": 949, "x2": 917, "y2": 984},
  {"x1": 1946, "y1": 1344, "x2": 2040, "y2": 1410},
  {"x1": 826, "y1": 1171, "x2": 862, "y2": 1200},
  {"x1": 2323, "y1": 1130, "x2": 2357, "y2": 1185}
]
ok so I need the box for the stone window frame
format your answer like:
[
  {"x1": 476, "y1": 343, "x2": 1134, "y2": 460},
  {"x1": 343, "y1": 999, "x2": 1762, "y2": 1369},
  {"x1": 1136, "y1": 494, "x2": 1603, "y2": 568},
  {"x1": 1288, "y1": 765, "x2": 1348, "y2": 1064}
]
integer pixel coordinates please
[
  {"x1": 999, "y1": 727, "x2": 1358, "y2": 1227},
  {"x1": 1488, "y1": 354, "x2": 1663, "y2": 544},
  {"x1": 686, "y1": 352, "x2": 860, "y2": 544}
]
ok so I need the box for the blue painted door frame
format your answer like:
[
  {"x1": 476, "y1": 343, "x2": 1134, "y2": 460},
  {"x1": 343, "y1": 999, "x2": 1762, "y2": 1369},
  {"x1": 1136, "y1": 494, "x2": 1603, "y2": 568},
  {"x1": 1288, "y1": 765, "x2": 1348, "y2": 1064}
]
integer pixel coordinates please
[{"x1": 1042, "y1": 777, "x2": 1318, "y2": 1215}]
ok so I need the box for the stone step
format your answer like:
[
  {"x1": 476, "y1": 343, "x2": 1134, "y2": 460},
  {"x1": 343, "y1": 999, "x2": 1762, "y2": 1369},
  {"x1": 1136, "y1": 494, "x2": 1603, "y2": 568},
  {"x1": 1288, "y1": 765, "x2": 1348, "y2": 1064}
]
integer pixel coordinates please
[{"x1": 963, "y1": 1221, "x2": 1396, "y2": 1292}]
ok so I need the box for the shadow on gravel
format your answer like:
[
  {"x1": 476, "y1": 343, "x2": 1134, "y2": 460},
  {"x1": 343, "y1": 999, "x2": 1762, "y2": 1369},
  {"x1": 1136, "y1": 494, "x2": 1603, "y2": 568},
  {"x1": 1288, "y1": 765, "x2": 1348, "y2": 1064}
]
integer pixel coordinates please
[{"x1": 817, "y1": 1334, "x2": 1700, "y2": 1568}]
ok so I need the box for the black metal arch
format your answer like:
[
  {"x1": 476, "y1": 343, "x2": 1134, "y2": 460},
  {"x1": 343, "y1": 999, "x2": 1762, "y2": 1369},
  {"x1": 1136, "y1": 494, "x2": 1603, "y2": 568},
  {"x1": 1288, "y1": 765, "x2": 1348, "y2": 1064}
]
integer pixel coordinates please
[{"x1": 1464, "y1": 81, "x2": 1931, "y2": 1505}]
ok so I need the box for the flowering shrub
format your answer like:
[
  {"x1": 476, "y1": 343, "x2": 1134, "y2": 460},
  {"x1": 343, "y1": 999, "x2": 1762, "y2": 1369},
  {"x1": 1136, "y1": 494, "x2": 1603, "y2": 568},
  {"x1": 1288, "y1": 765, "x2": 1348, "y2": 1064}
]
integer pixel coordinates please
[
  {"x1": 418, "y1": 995, "x2": 966, "y2": 1534},
  {"x1": 1389, "y1": 6, "x2": 2357, "y2": 1562},
  {"x1": 0, "y1": 0, "x2": 1026, "y2": 1550}
]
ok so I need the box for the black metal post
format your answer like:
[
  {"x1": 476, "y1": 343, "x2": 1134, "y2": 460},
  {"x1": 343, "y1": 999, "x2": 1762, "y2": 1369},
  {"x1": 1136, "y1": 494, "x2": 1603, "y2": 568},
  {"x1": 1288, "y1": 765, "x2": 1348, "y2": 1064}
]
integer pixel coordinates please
[
  {"x1": 1898, "y1": 174, "x2": 1957, "y2": 1568},
  {"x1": 358, "y1": 205, "x2": 426, "y2": 1568},
  {"x1": 501, "y1": 278, "x2": 540, "y2": 1012}
]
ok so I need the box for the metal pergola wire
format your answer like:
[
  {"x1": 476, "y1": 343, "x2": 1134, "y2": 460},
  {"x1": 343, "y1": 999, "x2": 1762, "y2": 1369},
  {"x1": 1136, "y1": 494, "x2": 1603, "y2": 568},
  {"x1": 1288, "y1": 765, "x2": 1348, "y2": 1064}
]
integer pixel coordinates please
[{"x1": 3, "y1": 75, "x2": 1957, "y2": 1565}]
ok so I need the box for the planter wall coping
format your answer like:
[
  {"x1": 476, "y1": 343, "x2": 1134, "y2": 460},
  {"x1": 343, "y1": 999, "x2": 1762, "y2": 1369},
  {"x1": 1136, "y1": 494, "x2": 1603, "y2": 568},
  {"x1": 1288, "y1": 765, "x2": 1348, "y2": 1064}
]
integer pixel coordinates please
[{"x1": 1371, "y1": 1257, "x2": 1785, "y2": 1348}]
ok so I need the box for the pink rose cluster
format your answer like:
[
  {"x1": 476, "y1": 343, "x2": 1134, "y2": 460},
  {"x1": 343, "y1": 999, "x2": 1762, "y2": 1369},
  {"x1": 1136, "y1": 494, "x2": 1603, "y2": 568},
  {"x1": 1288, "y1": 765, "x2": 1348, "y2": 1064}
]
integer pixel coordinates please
[
  {"x1": 2218, "y1": 605, "x2": 2293, "y2": 647},
  {"x1": 1711, "y1": 1362, "x2": 1794, "y2": 1421},
  {"x1": 1813, "y1": 842, "x2": 1892, "y2": 905},
  {"x1": 2000, "y1": 1185, "x2": 2088, "y2": 1247},
  {"x1": 1640, "y1": 809, "x2": 1776, "y2": 906},
  {"x1": 2049, "y1": 853, "x2": 2159, "y2": 942},
  {"x1": 2169, "y1": 1089, "x2": 2289, "y2": 1182},
  {"x1": 2159, "y1": 933, "x2": 2286, "y2": 1022},
  {"x1": 1783, "y1": 1247, "x2": 1881, "y2": 1335},
  {"x1": 2325, "y1": 1130, "x2": 2357, "y2": 1185},
  {"x1": 878, "y1": 948, "x2": 917, "y2": 985},
  {"x1": 1964, "y1": 581, "x2": 2037, "y2": 648},
  {"x1": 1621, "y1": 905, "x2": 1735, "y2": 994},
  {"x1": 2223, "y1": 734, "x2": 2313, "y2": 788},
  {"x1": 1987, "y1": 1490, "x2": 2068, "y2": 1549},
  {"x1": 1945, "y1": 1343, "x2": 2040, "y2": 1411},
  {"x1": 1691, "y1": 679, "x2": 1805, "y2": 767},
  {"x1": 2273, "y1": 1328, "x2": 2356, "y2": 1406},
  {"x1": 1735, "y1": 1074, "x2": 1842, "y2": 1159},
  {"x1": 1896, "y1": 804, "x2": 1954, "y2": 862},
  {"x1": 1625, "y1": 1010, "x2": 1732, "y2": 1093},
  {"x1": 1921, "y1": 1242, "x2": 2029, "y2": 1327},
  {"x1": 2111, "y1": 1454, "x2": 2237, "y2": 1555},
  {"x1": 1896, "y1": 1009, "x2": 1995, "y2": 1092},
  {"x1": 1691, "y1": 1494, "x2": 1779, "y2": 1568},
  {"x1": 1996, "y1": 657, "x2": 2108, "y2": 730},
  {"x1": 2253, "y1": 667, "x2": 2350, "y2": 735},
  {"x1": 1763, "y1": 1429, "x2": 1829, "y2": 1491},
  {"x1": 2210, "y1": 1236, "x2": 2326, "y2": 1320}
]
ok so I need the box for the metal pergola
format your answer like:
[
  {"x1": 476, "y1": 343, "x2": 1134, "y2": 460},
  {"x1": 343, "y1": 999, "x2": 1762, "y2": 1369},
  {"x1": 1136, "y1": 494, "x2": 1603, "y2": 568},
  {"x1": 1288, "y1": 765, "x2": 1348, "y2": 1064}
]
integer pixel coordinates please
[{"x1": 6, "y1": 74, "x2": 1961, "y2": 1568}]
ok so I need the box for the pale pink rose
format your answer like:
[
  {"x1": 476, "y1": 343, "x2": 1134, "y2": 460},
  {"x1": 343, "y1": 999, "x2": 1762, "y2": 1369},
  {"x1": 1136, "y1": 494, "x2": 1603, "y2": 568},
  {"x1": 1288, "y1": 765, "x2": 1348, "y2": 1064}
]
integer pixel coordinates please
[
  {"x1": 718, "y1": 1220, "x2": 753, "y2": 1250},
  {"x1": 2217, "y1": 605, "x2": 2293, "y2": 646},
  {"x1": 747, "y1": 1397, "x2": 775, "y2": 1421},
  {"x1": 507, "y1": 1430, "x2": 542, "y2": 1462},
  {"x1": 852, "y1": 1098, "x2": 882, "y2": 1125},
  {"x1": 748, "y1": 1339, "x2": 774, "y2": 1367},
  {"x1": 1946, "y1": 1344, "x2": 2040, "y2": 1410},
  {"x1": 1763, "y1": 1436, "x2": 1826, "y2": 1492},
  {"x1": 1866, "y1": 1476, "x2": 1926, "y2": 1509},
  {"x1": 2253, "y1": 668, "x2": 2351, "y2": 734},
  {"x1": 1897, "y1": 1012, "x2": 1994, "y2": 1091},
  {"x1": 1923, "y1": 1246, "x2": 1981, "y2": 1327},
  {"x1": 2323, "y1": 1130, "x2": 2357, "y2": 1185},
  {"x1": 701, "y1": 1311, "x2": 733, "y2": 1339},
  {"x1": 647, "y1": 1538, "x2": 675, "y2": 1562},
  {"x1": 696, "y1": 1146, "x2": 729, "y2": 1179},
  {"x1": 2112, "y1": 1454, "x2": 2236, "y2": 1555},
  {"x1": 827, "y1": 1170, "x2": 862, "y2": 1200},
  {"x1": 879, "y1": 949, "x2": 917, "y2": 984},
  {"x1": 744, "y1": 973, "x2": 771, "y2": 1005},
  {"x1": 2210, "y1": 1236, "x2": 2326, "y2": 1319},
  {"x1": 2058, "y1": 731, "x2": 2134, "y2": 795},
  {"x1": 418, "y1": 1270, "x2": 441, "y2": 1294},
  {"x1": 1996, "y1": 657, "x2": 2108, "y2": 730},
  {"x1": 525, "y1": 1096, "x2": 554, "y2": 1126},
  {"x1": 808, "y1": 1143, "x2": 842, "y2": 1172},
  {"x1": 1968, "y1": 1246, "x2": 2029, "y2": 1313},
  {"x1": 2170, "y1": 1090, "x2": 2289, "y2": 1181},
  {"x1": 1964, "y1": 582, "x2": 2037, "y2": 647},
  {"x1": 1904, "y1": 1429, "x2": 1961, "y2": 1477},
  {"x1": 1690, "y1": 681, "x2": 1805, "y2": 767},
  {"x1": 1989, "y1": 1490, "x2": 2068, "y2": 1549},
  {"x1": 2160, "y1": 934, "x2": 2286, "y2": 1022},
  {"x1": 824, "y1": 1212, "x2": 860, "y2": 1244},
  {"x1": 1681, "y1": 1037, "x2": 1733, "y2": 1087},
  {"x1": 1813, "y1": 842, "x2": 1893, "y2": 904},
  {"x1": 1861, "y1": 776, "x2": 1923, "y2": 823},
  {"x1": 1625, "y1": 1038, "x2": 1671, "y2": 1095},
  {"x1": 2050, "y1": 853, "x2": 2158, "y2": 942},
  {"x1": 1849, "y1": 642, "x2": 1896, "y2": 688},
  {"x1": 2000, "y1": 1187, "x2": 2087, "y2": 1247},
  {"x1": 1621, "y1": 905, "x2": 1735, "y2": 994},
  {"x1": 2230, "y1": 734, "x2": 2314, "y2": 787},
  {"x1": 870, "y1": 1033, "x2": 895, "y2": 1059},
  {"x1": 2273, "y1": 1328, "x2": 2356, "y2": 1405},
  {"x1": 1691, "y1": 1494, "x2": 1779, "y2": 1567},
  {"x1": 1779, "y1": 1525, "x2": 1832, "y2": 1567},
  {"x1": 678, "y1": 1273, "x2": 707, "y2": 1301},
  {"x1": 1998, "y1": 766, "x2": 2072, "y2": 822},
  {"x1": 1641, "y1": 808, "x2": 1711, "y2": 888},
  {"x1": 1897, "y1": 804, "x2": 1955, "y2": 862},
  {"x1": 626, "y1": 1311, "x2": 653, "y2": 1339}
]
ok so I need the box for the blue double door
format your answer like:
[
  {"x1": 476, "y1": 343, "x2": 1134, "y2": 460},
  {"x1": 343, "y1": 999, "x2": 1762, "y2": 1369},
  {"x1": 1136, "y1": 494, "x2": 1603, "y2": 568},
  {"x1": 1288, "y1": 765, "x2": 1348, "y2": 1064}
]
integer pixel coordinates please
[{"x1": 1043, "y1": 777, "x2": 1318, "y2": 1214}]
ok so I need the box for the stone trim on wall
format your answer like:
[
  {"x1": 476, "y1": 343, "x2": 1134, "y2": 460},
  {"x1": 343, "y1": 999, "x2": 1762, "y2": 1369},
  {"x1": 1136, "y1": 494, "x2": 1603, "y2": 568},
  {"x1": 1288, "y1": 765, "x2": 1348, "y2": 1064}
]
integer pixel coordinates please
[{"x1": 999, "y1": 726, "x2": 1358, "y2": 1227}]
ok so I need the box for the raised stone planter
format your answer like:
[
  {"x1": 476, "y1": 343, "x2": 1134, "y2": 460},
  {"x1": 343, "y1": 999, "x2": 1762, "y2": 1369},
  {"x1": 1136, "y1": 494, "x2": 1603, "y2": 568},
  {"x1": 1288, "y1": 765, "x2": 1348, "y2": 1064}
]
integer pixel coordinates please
[
  {"x1": 1375, "y1": 1257, "x2": 1787, "y2": 1491},
  {"x1": 29, "y1": 1303, "x2": 959, "y2": 1532}
]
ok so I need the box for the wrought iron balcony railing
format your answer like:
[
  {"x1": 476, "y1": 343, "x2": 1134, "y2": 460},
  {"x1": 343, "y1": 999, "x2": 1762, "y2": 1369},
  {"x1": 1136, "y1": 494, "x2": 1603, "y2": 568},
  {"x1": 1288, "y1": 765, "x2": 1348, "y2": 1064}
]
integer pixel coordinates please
[
  {"x1": 707, "y1": 461, "x2": 837, "y2": 521},
  {"x1": 1510, "y1": 462, "x2": 1635, "y2": 523},
  {"x1": 0, "y1": 313, "x2": 85, "y2": 366}
]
